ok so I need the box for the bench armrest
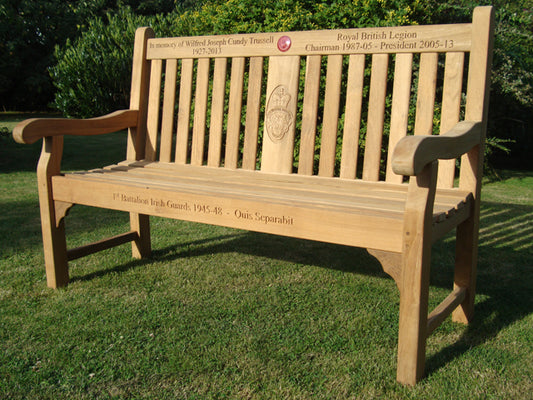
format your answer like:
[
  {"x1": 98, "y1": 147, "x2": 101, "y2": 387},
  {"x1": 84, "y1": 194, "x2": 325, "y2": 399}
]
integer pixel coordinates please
[
  {"x1": 13, "y1": 109, "x2": 138, "y2": 145},
  {"x1": 391, "y1": 121, "x2": 482, "y2": 176}
]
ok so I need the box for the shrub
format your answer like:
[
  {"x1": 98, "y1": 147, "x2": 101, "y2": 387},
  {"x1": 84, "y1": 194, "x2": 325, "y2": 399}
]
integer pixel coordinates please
[
  {"x1": 51, "y1": 0, "x2": 532, "y2": 170},
  {"x1": 51, "y1": 8, "x2": 175, "y2": 118}
]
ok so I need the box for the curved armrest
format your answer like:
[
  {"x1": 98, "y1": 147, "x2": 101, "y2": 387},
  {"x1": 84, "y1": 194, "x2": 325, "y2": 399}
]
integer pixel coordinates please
[
  {"x1": 391, "y1": 121, "x2": 482, "y2": 176},
  {"x1": 13, "y1": 109, "x2": 138, "y2": 145}
]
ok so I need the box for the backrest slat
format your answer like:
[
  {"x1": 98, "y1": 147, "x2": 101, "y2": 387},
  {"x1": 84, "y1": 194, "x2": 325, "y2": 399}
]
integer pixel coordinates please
[
  {"x1": 298, "y1": 55, "x2": 322, "y2": 176},
  {"x1": 225, "y1": 57, "x2": 246, "y2": 169},
  {"x1": 362, "y1": 54, "x2": 389, "y2": 181},
  {"x1": 386, "y1": 53, "x2": 413, "y2": 183},
  {"x1": 242, "y1": 57, "x2": 264, "y2": 170},
  {"x1": 438, "y1": 52, "x2": 465, "y2": 188},
  {"x1": 160, "y1": 59, "x2": 177, "y2": 162},
  {"x1": 175, "y1": 58, "x2": 193, "y2": 164},
  {"x1": 261, "y1": 55, "x2": 301, "y2": 174},
  {"x1": 414, "y1": 53, "x2": 439, "y2": 136},
  {"x1": 339, "y1": 54, "x2": 365, "y2": 179},
  {"x1": 132, "y1": 12, "x2": 493, "y2": 183},
  {"x1": 145, "y1": 59, "x2": 163, "y2": 161},
  {"x1": 318, "y1": 55, "x2": 344, "y2": 177},
  {"x1": 191, "y1": 58, "x2": 210, "y2": 165},
  {"x1": 207, "y1": 57, "x2": 228, "y2": 167}
]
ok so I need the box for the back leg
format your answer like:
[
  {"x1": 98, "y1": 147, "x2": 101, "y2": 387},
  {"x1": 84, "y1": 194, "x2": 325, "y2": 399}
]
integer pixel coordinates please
[{"x1": 452, "y1": 214, "x2": 479, "y2": 324}]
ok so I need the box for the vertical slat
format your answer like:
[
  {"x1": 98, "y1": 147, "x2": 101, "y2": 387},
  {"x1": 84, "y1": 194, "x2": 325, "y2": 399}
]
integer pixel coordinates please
[
  {"x1": 207, "y1": 58, "x2": 228, "y2": 167},
  {"x1": 145, "y1": 59, "x2": 163, "y2": 161},
  {"x1": 438, "y1": 52, "x2": 465, "y2": 188},
  {"x1": 340, "y1": 54, "x2": 365, "y2": 179},
  {"x1": 225, "y1": 57, "x2": 245, "y2": 169},
  {"x1": 414, "y1": 52, "x2": 439, "y2": 136},
  {"x1": 160, "y1": 59, "x2": 177, "y2": 162},
  {"x1": 318, "y1": 55, "x2": 344, "y2": 177},
  {"x1": 386, "y1": 53, "x2": 413, "y2": 183},
  {"x1": 298, "y1": 55, "x2": 322, "y2": 175},
  {"x1": 261, "y1": 55, "x2": 300, "y2": 174},
  {"x1": 191, "y1": 58, "x2": 210, "y2": 166},
  {"x1": 242, "y1": 57, "x2": 264, "y2": 170},
  {"x1": 127, "y1": 27, "x2": 154, "y2": 161},
  {"x1": 362, "y1": 53, "x2": 389, "y2": 181},
  {"x1": 175, "y1": 59, "x2": 194, "y2": 164}
]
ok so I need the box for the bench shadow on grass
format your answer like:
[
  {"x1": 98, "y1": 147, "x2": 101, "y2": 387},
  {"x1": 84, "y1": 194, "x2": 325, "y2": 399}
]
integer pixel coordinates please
[
  {"x1": 424, "y1": 201, "x2": 533, "y2": 377},
  {"x1": 69, "y1": 198, "x2": 533, "y2": 379}
]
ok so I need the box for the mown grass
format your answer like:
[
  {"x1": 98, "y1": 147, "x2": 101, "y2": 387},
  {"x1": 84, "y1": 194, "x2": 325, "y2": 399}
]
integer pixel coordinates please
[{"x1": 0, "y1": 115, "x2": 531, "y2": 399}]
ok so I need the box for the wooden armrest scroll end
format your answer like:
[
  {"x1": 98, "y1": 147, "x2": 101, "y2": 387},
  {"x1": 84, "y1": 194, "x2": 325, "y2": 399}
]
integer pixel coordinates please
[
  {"x1": 391, "y1": 121, "x2": 482, "y2": 176},
  {"x1": 13, "y1": 109, "x2": 139, "y2": 145}
]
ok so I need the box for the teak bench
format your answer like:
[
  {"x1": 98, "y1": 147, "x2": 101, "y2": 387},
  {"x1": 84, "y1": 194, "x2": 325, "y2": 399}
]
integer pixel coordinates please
[{"x1": 14, "y1": 6, "x2": 494, "y2": 385}]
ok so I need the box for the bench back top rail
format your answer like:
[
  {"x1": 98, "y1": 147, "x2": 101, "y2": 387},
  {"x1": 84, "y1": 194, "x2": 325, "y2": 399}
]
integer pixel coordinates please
[{"x1": 127, "y1": 6, "x2": 493, "y2": 189}]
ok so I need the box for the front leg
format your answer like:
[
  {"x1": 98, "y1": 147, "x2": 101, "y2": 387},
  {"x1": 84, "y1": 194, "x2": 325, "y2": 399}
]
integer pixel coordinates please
[
  {"x1": 396, "y1": 161, "x2": 437, "y2": 385},
  {"x1": 37, "y1": 136, "x2": 69, "y2": 288}
]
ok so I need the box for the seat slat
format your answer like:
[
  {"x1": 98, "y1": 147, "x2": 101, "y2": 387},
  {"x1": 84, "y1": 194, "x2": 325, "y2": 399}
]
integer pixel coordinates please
[
  {"x1": 103, "y1": 162, "x2": 472, "y2": 210},
  {"x1": 63, "y1": 170, "x2": 408, "y2": 217},
  {"x1": 175, "y1": 59, "x2": 194, "y2": 164},
  {"x1": 113, "y1": 160, "x2": 474, "y2": 201},
  {"x1": 160, "y1": 59, "x2": 178, "y2": 163},
  {"x1": 340, "y1": 54, "x2": 365, "y2": 179},
  {"x1": 242, "y1": 57, "x2": 264, "y2": 170},
  {"x1": 386, "y1": 53, "x2": 413, "y2": 183},
  {"x1": 145, "y1": 59, "x2": 163, "y2": 161},
  {"x1": 64, "y1": 166, "x2": 471, "y2": 226},
  {"x1": 225, "y1": 57, "x2": 245, "y2": 169},
  {"x1": 191, "y1": 58, "x2": 210, "y2": 165},
  {"x1": 298, "y1": 55, "x2": 322, "y2": 175},
  {"x1": 363, "y1": 54, "x2": 389, "y2": 181},
  {"x1": 207, "y1": 57, "x2": 228, "y2": 167},
  {"x1": 438, "y1": 52, "x2": 465, "y2": 188}
]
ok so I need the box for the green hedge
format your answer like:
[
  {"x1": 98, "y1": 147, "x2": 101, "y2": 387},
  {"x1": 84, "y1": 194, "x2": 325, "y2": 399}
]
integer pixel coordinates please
[{"x1": 50, "y1": 0, "x2": 533, "y2": 170}]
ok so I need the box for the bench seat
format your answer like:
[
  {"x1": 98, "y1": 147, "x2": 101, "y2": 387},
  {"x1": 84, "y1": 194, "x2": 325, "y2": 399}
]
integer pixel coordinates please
[{"x1": 53, "y1": 161, "x2": 472, "y2": 253}]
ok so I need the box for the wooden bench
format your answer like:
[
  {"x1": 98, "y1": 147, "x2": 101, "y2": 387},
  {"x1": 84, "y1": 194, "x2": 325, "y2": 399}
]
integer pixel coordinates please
[{"x1": 14, "y1": 6, "x2": 494, "y2": 385}]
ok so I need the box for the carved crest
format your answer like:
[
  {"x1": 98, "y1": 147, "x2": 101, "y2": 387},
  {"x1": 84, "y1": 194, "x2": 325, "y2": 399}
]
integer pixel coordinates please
[{"x1": 266, "y1": 85, "x2": 293, "y2": 142}]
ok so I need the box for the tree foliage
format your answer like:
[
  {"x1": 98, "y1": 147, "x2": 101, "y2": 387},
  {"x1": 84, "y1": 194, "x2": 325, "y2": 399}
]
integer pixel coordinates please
[
  {"x1": 427, "y1": 0, "x2": 533, "y2": 169},
  {"x1": 51, "y1": 8, "x2": 175, "y2": 117},
  {"x1": 6, "y1": 0, "x2": 533, "y2": 168},
  {"x1": 0, "y1": 0, "x2": 194, "y2": 111}
]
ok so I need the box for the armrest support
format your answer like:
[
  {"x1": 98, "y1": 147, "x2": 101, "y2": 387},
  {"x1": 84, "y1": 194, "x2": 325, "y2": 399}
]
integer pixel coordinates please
[
  {"x1": 392, "y1": 121, "x2": 482, "y2": 176},
  {"x1": 13, "y1": 109, "x2": 138, "y2": 145}
]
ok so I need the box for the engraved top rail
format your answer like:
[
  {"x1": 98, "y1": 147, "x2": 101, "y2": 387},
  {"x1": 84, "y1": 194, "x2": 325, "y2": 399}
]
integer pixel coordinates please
[{"x1": 147, "y1": 23, "x2": 472, "y2": 59}]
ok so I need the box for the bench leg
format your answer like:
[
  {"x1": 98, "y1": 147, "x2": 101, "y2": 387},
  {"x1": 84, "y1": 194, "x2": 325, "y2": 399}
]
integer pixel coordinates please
[
  {"x1": 39, "y1": 201, "x2": 69, "y2": 289},
  {"x1": 396, "y1": 162, "x2": 436, "y2": 385},
  {"x1": 38, "y1": 136, "x2": 69, "y2": 288},
  {"x1": 396, "y1": 235, "x2": 431, "y2": 385},
  {"x1": 452, "y1": 214, "x2": 479, "y2": 324},
  {"x1": 130, "y1": 212, "x2": 151, "y2": 258}
]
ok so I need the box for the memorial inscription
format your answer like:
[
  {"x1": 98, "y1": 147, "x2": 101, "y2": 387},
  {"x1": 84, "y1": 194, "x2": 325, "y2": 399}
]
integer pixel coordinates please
[
  {"x1": 146, "y1": 24, "x2": 469, "y2": 59},
  {"x1": 111, "y1": 192, "x2": 295, "y2": 226}
]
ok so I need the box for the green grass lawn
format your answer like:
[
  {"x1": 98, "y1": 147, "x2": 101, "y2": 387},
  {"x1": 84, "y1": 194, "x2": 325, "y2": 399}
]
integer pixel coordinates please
[{"x1": 0, "y1": 115, "x2": 531, "y2": 399}]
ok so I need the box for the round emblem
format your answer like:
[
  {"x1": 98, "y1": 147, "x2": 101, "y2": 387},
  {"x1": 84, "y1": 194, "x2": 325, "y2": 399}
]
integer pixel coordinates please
[{"x1": 277, "y1": 36, "x2": 292, "y2": 52}]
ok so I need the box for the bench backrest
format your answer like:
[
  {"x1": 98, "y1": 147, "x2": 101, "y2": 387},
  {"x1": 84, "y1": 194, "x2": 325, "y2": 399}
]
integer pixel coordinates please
[{"x1": 126, "y1": 6, "x2": 493, "y2": 190}]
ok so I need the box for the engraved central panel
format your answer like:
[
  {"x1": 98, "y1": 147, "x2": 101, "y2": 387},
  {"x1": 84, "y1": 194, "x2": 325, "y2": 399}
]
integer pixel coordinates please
[{"x1": 266, "y1": 85, "x2": 293, "y2": 142}]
